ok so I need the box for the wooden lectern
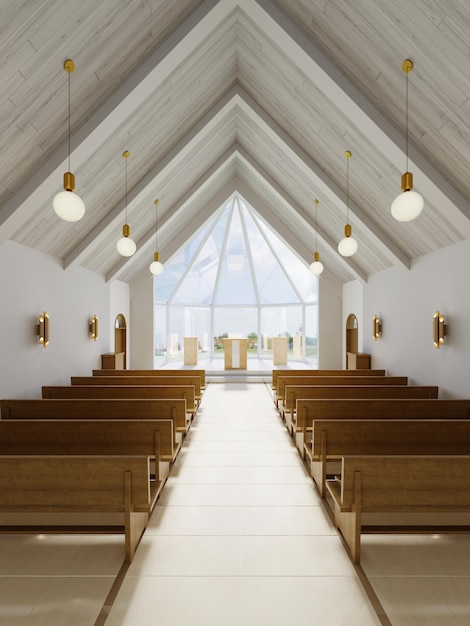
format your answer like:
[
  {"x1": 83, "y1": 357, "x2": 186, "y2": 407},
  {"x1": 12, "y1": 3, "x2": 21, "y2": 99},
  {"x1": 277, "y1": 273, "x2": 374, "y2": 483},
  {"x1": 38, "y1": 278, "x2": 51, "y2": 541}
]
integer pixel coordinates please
[
  {"x1": 223, "y1": 338, "x2": 248, "y2": 370},
  {"x1": 272, "y1": 337, "x2": 288, "y2": 365},
  {"x1": 183, "y1": 337, "x2": 198, "y2": 365}
]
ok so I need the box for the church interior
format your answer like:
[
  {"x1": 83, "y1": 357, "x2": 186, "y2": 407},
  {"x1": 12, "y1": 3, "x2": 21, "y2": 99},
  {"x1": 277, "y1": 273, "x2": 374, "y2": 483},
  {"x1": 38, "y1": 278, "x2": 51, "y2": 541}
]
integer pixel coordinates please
[{"x1": 1, "y1": 1, "x2": 470, "y2": 624}]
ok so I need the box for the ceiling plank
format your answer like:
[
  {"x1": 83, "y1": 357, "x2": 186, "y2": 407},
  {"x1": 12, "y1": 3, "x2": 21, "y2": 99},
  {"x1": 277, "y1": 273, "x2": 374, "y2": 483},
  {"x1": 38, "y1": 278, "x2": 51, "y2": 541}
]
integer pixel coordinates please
[
  {"x1": 106, "y1": 149, "x2": 239, "y2": 282},
  {"x1": 0, "y1": 0, "x2": 234, "y2": 245},
  {"x1": 64, "y1": 84, "x2": 240, "y2": 269},
  {"x1": 247, "y1": 0, "x2": 470, "y2": 237},
  {"x1": 235, "y1": 152, "x2": 367, "y2": 282},
  {"x1": 235, "y1": 86, "x2": 411, "y2": 269}
]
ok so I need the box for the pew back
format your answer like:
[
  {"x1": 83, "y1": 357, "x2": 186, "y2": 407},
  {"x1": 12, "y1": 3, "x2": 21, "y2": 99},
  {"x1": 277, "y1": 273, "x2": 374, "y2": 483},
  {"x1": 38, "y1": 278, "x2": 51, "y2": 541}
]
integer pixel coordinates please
[
  {"x1": 0, "y1": 418, "x2": 175, "y2": 462},
  {"x1": 71, "y1": 376, "x2": 202, "y2": 403},
  {"x1": 296, "y1": 398, "x2": 470, "y2": 431},
  {"x1": 285, "y1": 384, "x2": 437, "y2": 418},
  {"x1": 272, "y1": 368, "x2": 386, "y2": 390},
  {"x1": 310, "y1": 419, "x2": 470, "y2": 496},
  {"x1": 93, "y1": 368, "x2": 206, "y2": 388},
  {"x1": 38, "y1": 390, "x2": 191, "y2": 431},
  {"x1": 277, "y1": 376, "x2": 407, "y2": 409}
]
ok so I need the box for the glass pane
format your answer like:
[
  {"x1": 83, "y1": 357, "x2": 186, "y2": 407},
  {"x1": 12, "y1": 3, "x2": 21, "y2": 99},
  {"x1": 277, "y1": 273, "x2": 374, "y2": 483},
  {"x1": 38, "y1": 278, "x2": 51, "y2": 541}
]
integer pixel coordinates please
[
  {"x1": 243, "y1": 206, "x2": 300, "y2": 304},
  {"x1": 305, "y1": 304, "x2": 318, "y2": 366},
  {"x1": 214, "y1": 204, "x2": 257, "y2": 305},
  {"x1": 257, "y1": 218, "x2": 318, "y2": 303},
  {"x1": 153, "y1": 305, "x2": 167, "y2": 366}
]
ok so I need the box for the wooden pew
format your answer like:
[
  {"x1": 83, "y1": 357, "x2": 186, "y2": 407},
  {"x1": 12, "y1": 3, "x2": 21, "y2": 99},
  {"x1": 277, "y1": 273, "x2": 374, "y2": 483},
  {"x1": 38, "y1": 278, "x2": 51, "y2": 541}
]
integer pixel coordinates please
[
  {"x1": 0, "y1": 454, "x2": 158, "y2": 562},
  {"x1": 40, "y1": 388, "x2": 192, "y2": 431},
  {"x1": 272, "y1": 368, "x2": 386, "y2": 396},
  {"x1": 0, "y1": 399, "x2": 185, "y2": 450},
  {"x1": 0, "y1": 418, "x2": 175, "y2": 487},
  {"x1": 276, "y1": 375, "x2": 407, "y2": 413},
  {"x1": 93, "y1": 368, "x2": 206, "y2": 389},
  {"x1": 71, "y1": 375, "x2": 201, "y2": 411},
  {"x1": 283, "y1": 384, "x2": 438, "y2": 434},
  {"x1": 326, "y1": 455, "x2": 470, "y2": 563},
  {"x1": 296, "y1": 397, "x2": 470, "y2": 459},
  {"x1": 308, "y1": 419, "x2": 470, "y2": 497}
]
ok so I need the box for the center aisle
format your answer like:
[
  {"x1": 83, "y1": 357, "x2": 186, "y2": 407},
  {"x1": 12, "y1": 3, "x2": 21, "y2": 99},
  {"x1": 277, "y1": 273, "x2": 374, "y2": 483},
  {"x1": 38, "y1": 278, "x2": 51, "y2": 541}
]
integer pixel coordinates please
[{"x1": 105, "y1": 382, "x2": 381, "y2": 625}]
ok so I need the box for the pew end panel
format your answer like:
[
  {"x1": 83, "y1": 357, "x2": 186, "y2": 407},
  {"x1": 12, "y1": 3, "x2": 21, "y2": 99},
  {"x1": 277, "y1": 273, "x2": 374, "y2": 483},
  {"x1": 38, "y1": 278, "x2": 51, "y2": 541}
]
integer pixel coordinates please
[
  {"x1": 0, "y1": 454, "x2": 159, "y2": 562},
  {"x1": 326, "y1": 455, "x2": 470, "y2": 564}
]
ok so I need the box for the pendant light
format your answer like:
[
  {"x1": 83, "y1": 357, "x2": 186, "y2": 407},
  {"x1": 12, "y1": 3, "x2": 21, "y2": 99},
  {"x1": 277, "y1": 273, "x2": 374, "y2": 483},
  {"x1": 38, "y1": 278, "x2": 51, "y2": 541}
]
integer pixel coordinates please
[
  {"x1": 52, "y1": 59, "x2": 85, "y2": 222},
  {"x1": 338, "y1": 150, "x2": 358, "y2": 257},
  {"x1": 391, "y1": 59, "x2": 423, "y2": 222},
  {"x1": 149, "y1": 199, "x2": 164, "y2": 275},
  {"x1": 310, "y1": 198, "x2": 324, "y2": 276},
  {"x1": 116, "y1": 150, "x2": 136, "y2": 257}
]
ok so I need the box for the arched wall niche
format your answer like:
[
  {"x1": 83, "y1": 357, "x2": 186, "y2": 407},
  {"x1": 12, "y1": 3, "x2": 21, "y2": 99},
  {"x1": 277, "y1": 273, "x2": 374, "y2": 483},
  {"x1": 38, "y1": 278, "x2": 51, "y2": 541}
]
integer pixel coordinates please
[{"x1": 114, "y1": 314, "x2": 127, "y2": 368}]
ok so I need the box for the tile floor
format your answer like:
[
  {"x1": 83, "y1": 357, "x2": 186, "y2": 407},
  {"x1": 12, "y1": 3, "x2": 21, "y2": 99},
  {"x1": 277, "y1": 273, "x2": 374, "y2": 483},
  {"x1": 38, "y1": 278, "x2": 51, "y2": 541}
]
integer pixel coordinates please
[
  {"x1": 105, "y1": 382, "x2": 381, "y2": 626},
  {"x1": 2, "y1": 381, "x2": 470, "y2": 625}
]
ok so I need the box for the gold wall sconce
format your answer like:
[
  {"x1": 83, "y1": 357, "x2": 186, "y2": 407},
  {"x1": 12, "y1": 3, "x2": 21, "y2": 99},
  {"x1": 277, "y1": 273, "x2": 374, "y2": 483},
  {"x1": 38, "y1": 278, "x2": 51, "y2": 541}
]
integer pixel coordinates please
[
  {"x1": 372, "y1": 315, "x2": 382, "y2": 341},
  {"x1": 433, "y1": 311, "x2": 447, "y2": 349},
  {"x1": 37, "y1": 312, "x2": 50, "y2": 348},
  {"x1": 89, "y1": 315, "x2": 99, "y2": 341}
]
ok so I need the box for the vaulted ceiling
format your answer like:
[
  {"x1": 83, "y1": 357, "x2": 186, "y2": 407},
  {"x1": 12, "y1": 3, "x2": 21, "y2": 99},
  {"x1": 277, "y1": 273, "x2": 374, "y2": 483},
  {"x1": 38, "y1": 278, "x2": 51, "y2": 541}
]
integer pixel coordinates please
[{"x1": 1, "y1": 0, "x2": 470, "y2": 298}]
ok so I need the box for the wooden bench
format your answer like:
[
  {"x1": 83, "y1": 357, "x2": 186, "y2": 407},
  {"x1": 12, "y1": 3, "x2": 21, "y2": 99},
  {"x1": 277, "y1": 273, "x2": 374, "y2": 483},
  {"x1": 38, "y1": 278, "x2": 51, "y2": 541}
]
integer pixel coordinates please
[
  {"x1": 0, "y1": 398, "x2": 186, "y2": 448},
  {"x1": 0, "y1": 399, "x2": 184, "y2": 455},
  {"x1": 71, "y1": 375, "x2": 201, "y2": 411},
  {"x1": 276, "y1": 375, "x2": 407, "y2": 412},
  {"x1": 0, "y1": 418, "x2": 175, "y2": 488},
  {"x1": 0, "y1": 454, "x2": 159, "y2": 562},
  {"x1": 271, "y1": 368, "x2": 386, "y2": 394},
  {"x1": 40, "y1": 388, "x2": 192, "y2": 431},
  {"x1": 308, "y1": 419, "x2": 470, "y2": 497},
  {"x1": 296, "y1": 397, "x2": 470, "y2": 457},
  {"x1": 93, "y1": 368, "x2": 206, "y2": 389},
  {"x1": 326, "y1": 454, "x2": 470, "y2": 563},
  {"x1": 283, "y1": 384, "x2": 438, "y2": 434}
]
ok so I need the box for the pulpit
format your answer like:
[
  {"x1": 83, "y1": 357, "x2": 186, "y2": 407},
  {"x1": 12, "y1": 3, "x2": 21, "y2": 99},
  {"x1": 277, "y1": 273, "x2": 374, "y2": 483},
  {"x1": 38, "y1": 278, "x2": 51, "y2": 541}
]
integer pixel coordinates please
[
  {"x1": 223, "y1": 338, "x2": 248, "y2": 370},
  {"x1": 183, "y1": 337, "x2": 198, "y2": 365},
  {"x1": 272, "y1": 337, "x2": 288, "y2": 365}
]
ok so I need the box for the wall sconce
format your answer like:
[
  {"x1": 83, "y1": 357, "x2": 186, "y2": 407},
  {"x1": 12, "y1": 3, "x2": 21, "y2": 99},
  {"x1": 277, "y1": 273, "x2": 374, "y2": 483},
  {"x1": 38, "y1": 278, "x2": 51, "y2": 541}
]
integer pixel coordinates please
[
  {"x1": 433, "y1": 311, "x2": 447, "y2": 349},
  {"x1": 372, "y1": 315, "x2": 382, "y2": 341},
  {"x1": 37, "y1": 312, "x2": 50, "y2": 348},
  {"x1": 89, "y1": 315, "x2": 99, "y2": 341}
]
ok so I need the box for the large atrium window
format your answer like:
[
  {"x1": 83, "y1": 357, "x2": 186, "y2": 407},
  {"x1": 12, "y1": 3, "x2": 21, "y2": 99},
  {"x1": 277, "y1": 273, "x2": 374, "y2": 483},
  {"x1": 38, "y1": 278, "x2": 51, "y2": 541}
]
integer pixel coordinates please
[{"x1": 153, "y1": 196, "x2": 318, "y2": 366}]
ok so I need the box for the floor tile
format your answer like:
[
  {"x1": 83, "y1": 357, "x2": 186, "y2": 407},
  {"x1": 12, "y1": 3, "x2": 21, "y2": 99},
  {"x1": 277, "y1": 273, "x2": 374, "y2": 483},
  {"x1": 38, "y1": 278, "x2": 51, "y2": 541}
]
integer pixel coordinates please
[
  {"x1": 127, "y1": 535, "x2": 242, "y2": 576},
  {"x1": 241, "y1": 576, "x2": 381, "y2": 626},
  {"x1": 105, "y1": 576, "x2": 244, "y2": 626},
  {"x1": 241, "y1": 535, "x2": 356, "y2": 576},
  {"x1": 147, "y1": 505, "x2": 241, "y2": 535},
  {"x1": 240, "y1": 505, "x2": 335, "y2": 535}
]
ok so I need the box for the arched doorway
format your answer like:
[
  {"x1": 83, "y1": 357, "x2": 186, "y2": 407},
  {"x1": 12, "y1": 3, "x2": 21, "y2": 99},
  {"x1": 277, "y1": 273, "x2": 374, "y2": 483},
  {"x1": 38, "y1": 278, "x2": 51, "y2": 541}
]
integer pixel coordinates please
[
  {"x1": 114, "y1": 314, "x2": 127, "y2": 369},
  {"x1": 345, "y1": 313, "x2": 358, "y2": 367}
]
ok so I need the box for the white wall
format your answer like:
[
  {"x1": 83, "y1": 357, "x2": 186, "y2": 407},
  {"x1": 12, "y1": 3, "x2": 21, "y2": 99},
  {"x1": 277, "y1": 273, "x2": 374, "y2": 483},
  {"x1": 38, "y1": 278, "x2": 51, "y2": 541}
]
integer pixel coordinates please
[
  {"x1": 130, "y1": 278, "x2": 154, "y2": 368},
  {"x1": 318, "y1": 278, "x2": 342, "y2": 368},
  {"x1": 361, "y1": 239, "x2": 470, "y2": 398},
  {"x1": 0, "y1": 241, "x2": 111, "y2": 399}
]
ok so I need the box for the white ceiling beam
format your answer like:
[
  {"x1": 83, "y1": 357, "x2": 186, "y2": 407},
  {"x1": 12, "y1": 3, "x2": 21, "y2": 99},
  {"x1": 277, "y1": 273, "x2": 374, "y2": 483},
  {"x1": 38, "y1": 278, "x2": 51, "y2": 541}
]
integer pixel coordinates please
[
  {"x1": 235, "y1": 88, "x2": 411, "y2": 270},
  {"x1": 64, "y1": 84, "x2": 240, "y2": 269},
  {"x1": 236, "y1": 183, "x2": 343, "y2": 297},
  {"x1": 248, "y1": 0, "x2": 470, "y2": 237},
  {"x1": 106, "y1": 149, "x2": 239, "y2": 282},
  {"x1": 235, "y1": 148, "x2": 368, "y2": 282},
  {"x1": 0, "y1": 0, "x2": 235, "y2": 245},
  {"x1": 129, "y1": 182, "x2": 238, "y2": 298}
]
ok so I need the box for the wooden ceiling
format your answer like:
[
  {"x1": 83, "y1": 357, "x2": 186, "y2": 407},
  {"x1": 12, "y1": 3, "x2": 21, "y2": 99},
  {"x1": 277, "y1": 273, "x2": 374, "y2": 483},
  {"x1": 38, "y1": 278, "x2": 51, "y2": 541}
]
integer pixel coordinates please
[{"x1": 1, "y1": 0, "x2": 469, "y2": 296}]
